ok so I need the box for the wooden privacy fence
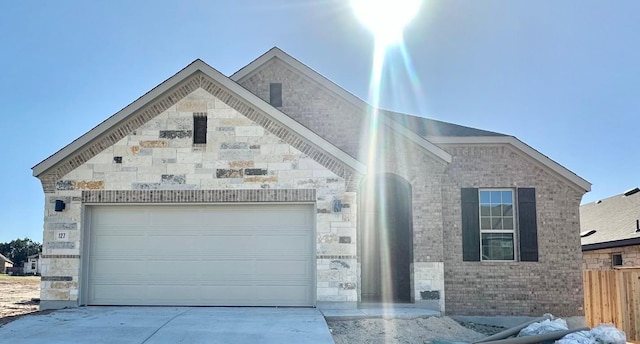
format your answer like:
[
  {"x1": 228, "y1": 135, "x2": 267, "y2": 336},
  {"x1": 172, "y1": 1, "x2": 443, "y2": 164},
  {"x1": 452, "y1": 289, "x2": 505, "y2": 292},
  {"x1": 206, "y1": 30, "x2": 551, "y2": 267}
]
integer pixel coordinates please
[{"x1": 583, "y1": 268, "x2": 640, "y2": 342}]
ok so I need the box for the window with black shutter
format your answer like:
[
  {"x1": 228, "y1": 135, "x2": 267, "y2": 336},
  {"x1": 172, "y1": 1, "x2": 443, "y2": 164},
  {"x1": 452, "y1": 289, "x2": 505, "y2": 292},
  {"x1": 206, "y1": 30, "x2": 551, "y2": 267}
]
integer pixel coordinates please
[
  {"x1": 461, "y1": 188, "x2": 480, "y2": 261},
  {"x1": 517, "y1": 188, "x2": 538, "y2": 262},
  {"x1": 460, "y1": 187, "x2": 539, "y2": 262},
  {"x1": 270, "y1": 83, "x2": 282, "y2": 107},
  {"x1": 193, "y1": 113, "x2": 207, "y2": 144}
]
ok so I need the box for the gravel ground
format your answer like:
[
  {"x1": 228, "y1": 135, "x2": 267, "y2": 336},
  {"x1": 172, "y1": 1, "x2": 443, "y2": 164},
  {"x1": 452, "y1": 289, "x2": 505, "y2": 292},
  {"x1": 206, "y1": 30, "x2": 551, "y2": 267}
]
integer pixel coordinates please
[{"x1": 327, "y1": 316, "x2": 500, "y2": 344}]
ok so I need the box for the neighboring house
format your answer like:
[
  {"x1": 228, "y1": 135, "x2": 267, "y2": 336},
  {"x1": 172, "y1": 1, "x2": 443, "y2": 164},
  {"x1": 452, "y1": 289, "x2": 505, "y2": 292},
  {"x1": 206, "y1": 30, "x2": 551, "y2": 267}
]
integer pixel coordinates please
[
  {"x1": 32, "y1": 47, "x2": 591, "y2": 316},
  {"x1": 1, "y1": 253, "x2": 13, "y2": 274},
  {"x1": 581, "y1": 188, "x2": 640, "y2": 269},
  {"x1": 23, "y1": 253, "x2": 42, "y2": 275}
]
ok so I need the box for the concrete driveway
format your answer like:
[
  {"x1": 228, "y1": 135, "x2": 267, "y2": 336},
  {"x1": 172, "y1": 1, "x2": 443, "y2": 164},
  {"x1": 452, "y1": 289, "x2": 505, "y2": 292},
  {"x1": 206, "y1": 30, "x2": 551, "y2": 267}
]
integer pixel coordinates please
[{"x1": 0, "y1": 307, "x2": 335, "y2": 344}]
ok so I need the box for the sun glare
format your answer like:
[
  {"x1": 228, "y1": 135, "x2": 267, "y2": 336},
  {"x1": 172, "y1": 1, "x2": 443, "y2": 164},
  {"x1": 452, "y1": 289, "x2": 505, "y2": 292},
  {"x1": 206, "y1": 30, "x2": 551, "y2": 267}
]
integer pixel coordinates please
[
  {"x1": 351, "y1": 0, "x2": 422, "y2": 46},
  {"x1": 352, "y1": 0, "x2": 425, "y2": 316}
]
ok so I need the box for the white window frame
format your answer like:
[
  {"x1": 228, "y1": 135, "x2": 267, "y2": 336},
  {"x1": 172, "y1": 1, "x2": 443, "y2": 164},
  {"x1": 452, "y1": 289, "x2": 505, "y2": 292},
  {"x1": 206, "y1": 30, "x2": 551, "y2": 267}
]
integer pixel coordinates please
[{"x1": 479, "y1": 188, "x2": 517, "y2": 262}]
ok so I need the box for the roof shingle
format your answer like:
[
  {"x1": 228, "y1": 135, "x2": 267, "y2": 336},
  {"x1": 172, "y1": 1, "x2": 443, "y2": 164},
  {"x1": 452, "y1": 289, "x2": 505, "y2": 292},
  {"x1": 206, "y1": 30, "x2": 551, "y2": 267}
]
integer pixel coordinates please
[{"x1": 580, "y1": 190, "x2": 640, "y2": 248}]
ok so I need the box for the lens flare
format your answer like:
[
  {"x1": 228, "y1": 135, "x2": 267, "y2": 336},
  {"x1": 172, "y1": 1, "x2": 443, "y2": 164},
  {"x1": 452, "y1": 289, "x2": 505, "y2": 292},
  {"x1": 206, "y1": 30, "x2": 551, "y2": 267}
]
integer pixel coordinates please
[
  {"x1": 351, "y1": 0, "x2": 422, "y2": 46},
  {"x1": 353, "y1": 0, "x2": 427, "y2": 315}
]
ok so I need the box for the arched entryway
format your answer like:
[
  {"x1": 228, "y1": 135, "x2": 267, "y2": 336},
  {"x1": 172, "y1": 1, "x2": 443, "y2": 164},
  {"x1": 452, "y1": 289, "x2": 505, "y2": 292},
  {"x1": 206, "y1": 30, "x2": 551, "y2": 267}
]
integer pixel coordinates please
[{"x1": 359, "y1": 173, "x2": 413, "y2": 303}]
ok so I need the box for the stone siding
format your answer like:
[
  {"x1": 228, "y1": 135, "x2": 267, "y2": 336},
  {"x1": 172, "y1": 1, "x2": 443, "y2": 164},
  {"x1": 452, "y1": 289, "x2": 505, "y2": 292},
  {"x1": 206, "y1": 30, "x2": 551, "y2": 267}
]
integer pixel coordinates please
[
  {"x1": 39, "y1": 87, "x2": 357, "y2": 306},
  {"x1": 583, "y1": 245, "x2": 640, "y2": 270},
  {"x1": 439, "y1": 144, "x2": 586, "y2": 316}
]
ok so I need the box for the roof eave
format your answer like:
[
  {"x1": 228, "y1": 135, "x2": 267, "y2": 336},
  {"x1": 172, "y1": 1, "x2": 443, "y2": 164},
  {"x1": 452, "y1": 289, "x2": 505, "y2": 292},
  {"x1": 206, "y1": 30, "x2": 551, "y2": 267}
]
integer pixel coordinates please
[
  {"x1": 582, "y1": 237, "x2": 640, "y2": 251},
  {"x1": 427, "y1": 135, "x2": 591, "y2": 192}
]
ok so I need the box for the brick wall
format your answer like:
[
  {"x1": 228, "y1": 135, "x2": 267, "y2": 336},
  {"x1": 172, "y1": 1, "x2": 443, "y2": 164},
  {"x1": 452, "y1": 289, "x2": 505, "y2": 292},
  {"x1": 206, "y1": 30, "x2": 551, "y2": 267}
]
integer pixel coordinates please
[
  {"x1": 583, "y1": 245, "x2": 640, "y2": 270},
  {"x1": 237, "y1": 59, "x2": 365, "y2": 160},
  {"x1": 439, "y1": 144, "x2": 586, "y2": 316}
]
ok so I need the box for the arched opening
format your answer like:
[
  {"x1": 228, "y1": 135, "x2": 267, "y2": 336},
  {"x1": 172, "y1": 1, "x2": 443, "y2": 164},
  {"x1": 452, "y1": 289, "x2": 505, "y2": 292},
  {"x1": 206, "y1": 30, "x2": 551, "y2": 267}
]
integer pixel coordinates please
[{"x1": 359, "y1": 173, "x2": 413, "y2": 303}]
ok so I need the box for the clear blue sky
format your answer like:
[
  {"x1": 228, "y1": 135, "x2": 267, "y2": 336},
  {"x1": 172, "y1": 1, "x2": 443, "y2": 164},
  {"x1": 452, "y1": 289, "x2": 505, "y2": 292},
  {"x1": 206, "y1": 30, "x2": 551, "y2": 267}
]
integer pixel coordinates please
[{"x1": 1, "y1": 1, "x2": 638, "y2": 243}]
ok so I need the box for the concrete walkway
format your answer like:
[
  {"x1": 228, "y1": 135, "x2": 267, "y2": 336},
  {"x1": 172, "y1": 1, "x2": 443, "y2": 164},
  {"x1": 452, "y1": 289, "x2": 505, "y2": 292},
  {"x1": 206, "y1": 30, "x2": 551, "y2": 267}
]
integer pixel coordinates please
[
  {"x1": 319, "y1": 302, "x2": 441, "y2": 320},
  {"x1": 0, "y1": 307, "x2": 335, "y2": 344}
]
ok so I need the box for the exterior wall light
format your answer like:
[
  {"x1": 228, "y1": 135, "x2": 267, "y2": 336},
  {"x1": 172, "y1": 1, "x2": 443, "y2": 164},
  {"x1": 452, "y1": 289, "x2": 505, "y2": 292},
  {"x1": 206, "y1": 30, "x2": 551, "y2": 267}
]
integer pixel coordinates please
[{"x1": 54, "y1": 200, "x2": 66, "y2": 212}]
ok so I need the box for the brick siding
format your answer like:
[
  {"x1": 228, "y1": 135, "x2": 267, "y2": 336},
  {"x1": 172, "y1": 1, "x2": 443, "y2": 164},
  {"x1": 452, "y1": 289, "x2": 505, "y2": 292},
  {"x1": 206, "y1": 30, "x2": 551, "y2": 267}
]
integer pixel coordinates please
[
  {"x1": 583, "y1": 245, "x2": 640, "y2": 270},
  {"x1": 440, "y1": 144, "x2": 585, "y2": 316}
]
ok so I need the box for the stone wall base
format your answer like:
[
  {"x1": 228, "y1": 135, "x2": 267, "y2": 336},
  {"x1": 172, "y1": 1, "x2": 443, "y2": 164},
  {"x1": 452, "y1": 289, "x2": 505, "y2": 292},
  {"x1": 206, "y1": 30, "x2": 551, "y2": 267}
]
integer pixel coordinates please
[{"x1": 40, "y1": 300, "x2": 78, "y2": 311}]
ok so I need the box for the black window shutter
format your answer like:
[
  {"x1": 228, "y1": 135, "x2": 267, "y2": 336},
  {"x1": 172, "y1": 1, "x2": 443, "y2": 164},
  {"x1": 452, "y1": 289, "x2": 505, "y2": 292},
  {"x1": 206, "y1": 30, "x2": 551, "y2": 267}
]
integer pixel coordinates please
[
  {"x1": 269, "y1": 83, "x2": 282, "y2": 107},
  {"x1": 518, "y1": 188, "x2": 539, "y2": 262},
  {"x1": 461, "y1": 188, "x2": 480, "y2": 261}
]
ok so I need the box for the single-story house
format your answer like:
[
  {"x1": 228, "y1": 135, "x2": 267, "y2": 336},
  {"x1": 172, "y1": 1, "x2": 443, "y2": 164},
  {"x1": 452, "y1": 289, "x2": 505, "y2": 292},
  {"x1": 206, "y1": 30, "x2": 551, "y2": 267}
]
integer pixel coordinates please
[
  {"x1": 1, "y1": 253, "x2": 13, "y2": 274},
  {"x1": 23, "y1": 253, "x2": 42, "y2": 275},
  {"x1": 32, "y1": 47, "x2": 591, "y2": 316},
  {"x1": 581, "y1": 188, "x2": 640, "y2": 269}
]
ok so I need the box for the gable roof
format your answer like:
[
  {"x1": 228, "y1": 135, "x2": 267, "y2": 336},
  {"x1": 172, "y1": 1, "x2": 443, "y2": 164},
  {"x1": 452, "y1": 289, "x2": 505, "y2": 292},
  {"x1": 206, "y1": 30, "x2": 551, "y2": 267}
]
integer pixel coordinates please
[
  {"x1": 231, "y1": 47, "x2": 453, "y2": 164},
  {"x1": 32, "y1": 59, "x2": 366, "y2": 180},
  {"x1": 232, "y1": 47, "x2": 590, "y2": 192},
  {"x1": 0, "y1": 253, "x2": 13, "y2": 264},
  {"x1": 581, "y1": 189, "x2": 640, "y2": 250}
]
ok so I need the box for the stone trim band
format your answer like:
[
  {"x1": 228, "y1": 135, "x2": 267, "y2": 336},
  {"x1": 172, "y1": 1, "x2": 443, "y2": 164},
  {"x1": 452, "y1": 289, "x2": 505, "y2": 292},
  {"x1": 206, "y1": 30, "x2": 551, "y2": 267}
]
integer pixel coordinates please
[
  {"x1": 41, "y1": 276, "x2": 73, "y2": 281},
  {"x1": 42, "y1": 255, "x2": 81, "y2": 259},
  {"x1": 82, "y1": 189, "x2": 317, "y2": 203},
  {"x1": 317, "y1": 255, "x2": 357, "y2": 260}
]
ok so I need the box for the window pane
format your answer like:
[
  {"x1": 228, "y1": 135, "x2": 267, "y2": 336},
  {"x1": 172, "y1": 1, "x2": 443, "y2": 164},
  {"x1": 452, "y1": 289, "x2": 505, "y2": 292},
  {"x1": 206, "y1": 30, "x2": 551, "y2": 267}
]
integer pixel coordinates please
[
  {"x1": 480, "y1": 191, "x2": 491, "y2": 204},
  {"x1": 481, "y1": 217, "x2": 491, "y2": 230},
  {"x1": 490, "y1": 191, "x2": 502, "y2": 203},
  {"x1": 503, "y1": 218, "x2": 514, "y2": 229},
  {"x1": 481, "y1": 205, "x2": 491, "y2": 216},
  {"x1": 503, "y1": 204, "x2": 513, "y2": 216},
  {"x1": 492, "y1": 217, "x2": 503, "y2": 229},
  {"x1": 501, "y1": 191, "x2": 513, "y2": 204},
  {"x1": 481, "y1": 233, "x2": 514, "y2": 260},
  {"x1": 491, "y1": 205, "x2": 502, "y2": 216}
]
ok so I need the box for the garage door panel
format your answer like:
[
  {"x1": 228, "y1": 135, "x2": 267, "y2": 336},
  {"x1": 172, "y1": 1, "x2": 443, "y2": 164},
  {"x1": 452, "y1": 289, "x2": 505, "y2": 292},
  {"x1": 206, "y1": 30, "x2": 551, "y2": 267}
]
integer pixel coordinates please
[
  {"x1": 92, "y1": 235, "x2": 148, "y2": 254},
  {"x1": 91, "y1": 284, "x2": 311, "y2": 306},
  {"x1": 200, "y1": 206, "x2": 312, "y2": 227},
  {"x1": 93, "y1": 209, "x2": 149, "y2": 226},
  {"x1": 254, "y1": 260, "x2": 310, "y2": 276},
  {"x1": 257, "y1": 235, "x2": 312, "y2": 254},
  {"x1": 88, "y1": 204, "x2": 315, "y2": 306},
  {"x1": 92, "y1": 259, "x2": 147, "y2": 277},
  {"x1": 148, "y1": 209, "x2": 205, "y2": 226}
]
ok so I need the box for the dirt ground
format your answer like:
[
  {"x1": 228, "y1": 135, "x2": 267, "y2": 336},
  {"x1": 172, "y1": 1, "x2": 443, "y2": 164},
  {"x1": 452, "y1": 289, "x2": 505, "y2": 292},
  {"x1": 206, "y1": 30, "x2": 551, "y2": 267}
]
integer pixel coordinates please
[
  {"x1": 327, "y1": 316, "x2": 503, "y2": 344},
  {"x1": 0, "y1": 275, "x2": 40, "y2": 326}
]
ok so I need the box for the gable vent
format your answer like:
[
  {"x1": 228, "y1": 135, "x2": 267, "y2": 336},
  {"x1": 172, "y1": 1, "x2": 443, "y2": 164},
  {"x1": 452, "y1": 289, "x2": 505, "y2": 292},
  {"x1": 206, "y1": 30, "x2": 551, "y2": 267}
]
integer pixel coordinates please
[
  {"x1": 580, "y1": 230, "x2": 597, "y2": 238},
  {"x1": 623, "y1": 187, "x2": 640, "y2": 196}
]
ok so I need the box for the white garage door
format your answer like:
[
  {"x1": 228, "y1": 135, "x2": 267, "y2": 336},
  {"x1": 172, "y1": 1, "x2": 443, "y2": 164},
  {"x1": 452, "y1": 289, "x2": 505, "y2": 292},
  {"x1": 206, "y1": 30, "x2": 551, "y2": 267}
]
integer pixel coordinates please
[{"x1": 86, "y1": 204, "x2": 315, "y2": 306}]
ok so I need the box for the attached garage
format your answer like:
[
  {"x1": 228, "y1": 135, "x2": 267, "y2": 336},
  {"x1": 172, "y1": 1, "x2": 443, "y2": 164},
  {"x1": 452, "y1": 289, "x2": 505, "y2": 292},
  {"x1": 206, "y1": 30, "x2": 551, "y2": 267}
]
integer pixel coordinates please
[{"x1": 83, "y1": 204, "x2": 315, "y2": 307}]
